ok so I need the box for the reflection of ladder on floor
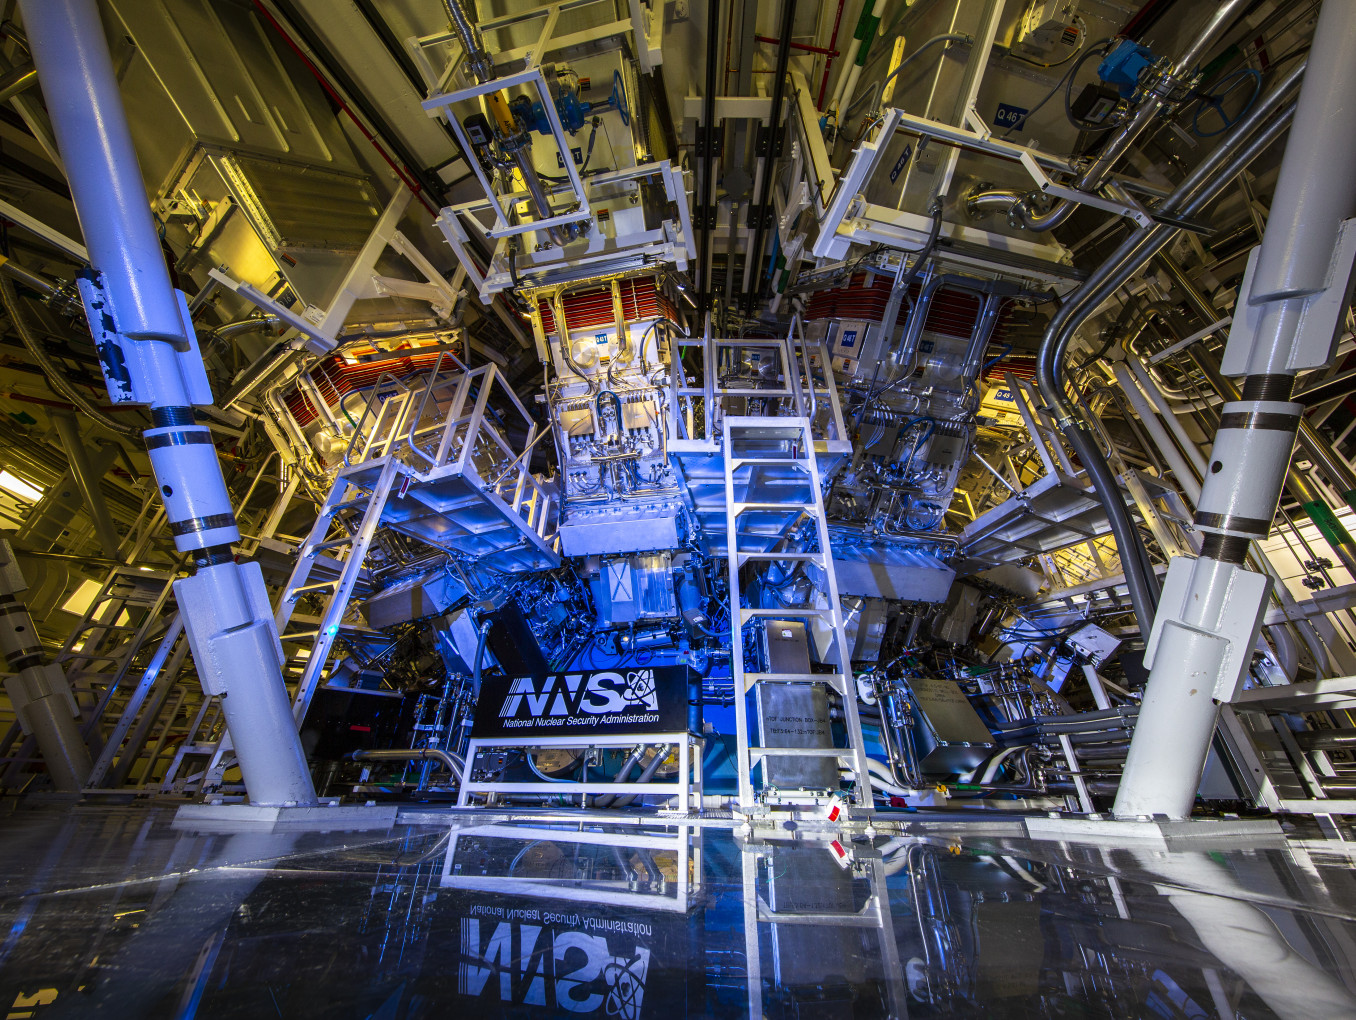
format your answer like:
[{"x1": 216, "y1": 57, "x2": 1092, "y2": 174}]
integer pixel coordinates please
[
  {"x1": 723, "y1": 417, "x2": 872, "y2": 811},
  {"x1": 56, "y1": 565, "x2": 180, "y2": 741},
  {"x1": 740, "y1": 838, "x2": 906, "y2": 1019}
]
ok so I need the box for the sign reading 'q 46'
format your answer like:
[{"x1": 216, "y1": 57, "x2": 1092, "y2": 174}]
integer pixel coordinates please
[{"x1": 471, "y1": 666, "x2": 692, "y2": 738}]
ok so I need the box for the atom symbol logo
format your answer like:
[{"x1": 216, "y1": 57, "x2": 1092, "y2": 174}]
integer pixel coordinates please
[
  {"x1": 603, "y1": 956, "x2": 647, "y2": 1019},
  {"x1": 623, "y1": 670, "x2": 656, "y2": 706}
]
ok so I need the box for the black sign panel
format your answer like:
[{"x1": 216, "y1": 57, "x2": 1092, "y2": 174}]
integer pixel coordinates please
[{"x1": 472, "y1": 666, "x2": 691, "y2": 739}]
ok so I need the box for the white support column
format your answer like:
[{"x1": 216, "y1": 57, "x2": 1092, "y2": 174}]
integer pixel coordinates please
[
  {"x1": 1114, "y1": 0, "x2": 1356, "y2": 821},
  {"x1": 19, "y1": 0, "x2": 316, "y2": 806}
]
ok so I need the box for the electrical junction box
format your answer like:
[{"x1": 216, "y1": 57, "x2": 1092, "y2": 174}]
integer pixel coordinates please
[
  {"x1": 1016, "y1": 0, "x2": 1081, "y2": 60},
  {"x1": 1071, "y1": 82, "x2": 1123, "y2": 126},
  {"x1": 1068, "y1": 622, "x2": 1121, "y2": 666},
  {"x1": 827, "y1": 320, "x2": 876, "y2": 379}
]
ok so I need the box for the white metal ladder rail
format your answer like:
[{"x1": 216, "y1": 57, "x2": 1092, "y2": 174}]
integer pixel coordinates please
[
  {"x1": 56, "y1": 564, "x2": 180, "y2": 737},
  {"x1": 199, "y1": 458, "x2": 400, "y2": 790},
  {"x1": 723, "y1": 416, "x2": 873, "y2": 811}
]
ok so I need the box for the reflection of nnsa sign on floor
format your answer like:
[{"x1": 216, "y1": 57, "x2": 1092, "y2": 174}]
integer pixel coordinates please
[{"x1": 460, "y1": 918, "x2": 650, "y2": 1018}]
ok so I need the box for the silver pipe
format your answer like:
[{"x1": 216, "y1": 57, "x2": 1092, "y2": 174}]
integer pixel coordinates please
[
  {"x1": 593, "y1": 743, "x2": 646, "y2": 808},
  {"x1": 1018, "y1": 0, "x2": 1251, "y2": 231},
  {"x1": 610, "y1": 743, "x2": 670, "y2": 808},
  {"x1": 1035, "y1": 63, "x2": 1304, "y2": 630},
  {"x1": 51, "y1": 412, "x2": 121, "y2": 558},
  {"x1": 442, "y1": 0, "x2": 494, "y2": 84},
  {"x1": 209, "y1": 315, "x2": 281, "y2": 341},
  {"x1": 351, "y1": 747, "x2": 465, "y2": 777},
  {"x1": 0, "y1": 64, "x2": 36, "y2": 105}
]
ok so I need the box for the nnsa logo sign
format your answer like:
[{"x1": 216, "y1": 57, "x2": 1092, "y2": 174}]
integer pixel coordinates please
[
  {"x1": 499, "y1": 669, "x2": 659, "y2": 720},
  {"x1": 460, "y1": 918, "x2": 650, "y2": 1017}
]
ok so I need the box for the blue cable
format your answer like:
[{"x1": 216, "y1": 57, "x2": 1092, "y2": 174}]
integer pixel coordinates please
[
  {"x1": 982, "y1": 344, "x2": 1012, "y2": 372},
  {"x1": 611, "y1": 70, "x2": 630, "y2": 127}
]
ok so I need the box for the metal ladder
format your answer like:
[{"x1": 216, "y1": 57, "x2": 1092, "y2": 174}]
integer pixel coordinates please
[
  {"x1": 56, "y1": 564, "x2": 180, "y2": 739},
  {"x1": 276, "y1": 457, "x2": 400, "y2": 725},
  {"x1": 198, "y1": 457, "x2": 398, "y2": 792},
  {"x1": 723, "y1": 416, "x2": 873, "y2": 811}
]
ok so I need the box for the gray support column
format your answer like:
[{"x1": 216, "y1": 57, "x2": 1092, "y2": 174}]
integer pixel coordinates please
[
  {"x1": 0, "y1": 540, "x2": 90, "y2": 791},
  {"x1": 18, "y1": 0, "x2": 316, "y2": 806},
  {"x1": 1115, "y1": 0, "x2": 1356, "y2": 820},
  {"x1": 50, "y1": 413, "x2": 120, "y2": 559},
  {"x1": 1112, "y1": 361, "x2": 1202, "y2": 506}
]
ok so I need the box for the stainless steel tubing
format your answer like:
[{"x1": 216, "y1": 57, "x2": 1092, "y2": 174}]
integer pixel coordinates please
[
  {"x1": 1035, "y1": 64, "x2": 1304, "y2": 631},
  {"x1": 610, "y1": 743, "x2": 671, "y2": 808},
  {"x1": 441, "y1": 0, "x2": 494, "y2": 84},
  {"x1": 351, "y1": 747, "x2": 465, "y2": 777},
  {"x1": 1018, "y1": 0, "x2": 1251, "y2": 231},
  {"x1": 593, "y1": 744, "x2": 647, "y2": 808}
]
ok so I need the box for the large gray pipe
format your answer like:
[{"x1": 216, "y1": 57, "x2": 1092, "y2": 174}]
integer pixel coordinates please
[{"x1": 51, "y1": 413, "x2": 121, "y2": 559}]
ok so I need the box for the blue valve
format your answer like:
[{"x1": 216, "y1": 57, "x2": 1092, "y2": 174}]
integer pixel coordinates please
[{"x1": 1098, "y1": 39, "x2": 1156, "y2": 97}]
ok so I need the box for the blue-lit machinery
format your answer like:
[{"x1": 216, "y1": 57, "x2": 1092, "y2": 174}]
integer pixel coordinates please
[{"x1": 10, "y1": 0, "x2": 1356, "y2": 861}]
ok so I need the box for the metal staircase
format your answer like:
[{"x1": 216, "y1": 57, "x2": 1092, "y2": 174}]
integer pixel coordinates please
[
  {"x1": 194, "y1": 353, "x2": 560, "y2": 796},
  {"x1": 82, "y1": 614, "x2": 191, "y2": 788},
  {"x1": 723, "y1": 417, "x2": 873, "y2": 811}
]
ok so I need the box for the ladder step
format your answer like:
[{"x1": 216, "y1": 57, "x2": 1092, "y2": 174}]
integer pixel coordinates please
[
  {"x1": 308, "y1": 535, "x2": 356, "y2": 554},
  {"x1": 740, "y1": 607, "x2": 834, "y2": 619},
  {"x1": 327, "y1": 497, "x2": 373, "y2": 514},
  {"x1": 737, "y1": 552, "x2": 824, "y2": 564},
  {"x1": 288, "y1": 581, "x2": 339, "y2": 601},
  {"x1": 748, "y1": 748, "x2": 853, "y2": 758},
  {"x1": 72, "y1": 622, "x2": 141, "y2": 635},
  {"x1": 742, "y1": 672, "x2": 845, "y2": 684},
  {"x1": 731, "y1": 457, "x2": 808, "y2": 466},
  {"x1": 731, "y1": 502, "x2": 811, "y2": 513}
]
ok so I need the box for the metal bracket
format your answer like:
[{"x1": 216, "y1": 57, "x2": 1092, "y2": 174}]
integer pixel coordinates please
[
  {"x1": 207, "y1": 268, "x2": 337, "y2": 354},
  {"x1": 1142, "y1": 556, "x2": 1271, "y2": 702},
  {"x1": 1223, "y1": 217, "x2": 1356, "y2": 374},
  {"x1": 1018, "y1": 151, "x2": 1154, "y2": 228},
  {"x1": 75, "y1": 274, "x2": 213, "y2": 406},
  {"x1": 694, "y1": 129, "x2": 723, "y2": 159},
  {"x1": 746, "y1": 204, "x2": 776, "y2": 229},
  {"x1": 754, "y1": 124, "x2": 786, "y2": 159}
]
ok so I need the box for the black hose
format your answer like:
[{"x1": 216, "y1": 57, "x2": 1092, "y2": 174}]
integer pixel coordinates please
[
  {"x1": 471, "y1": 621, "x2": 490, "y2": 700},
  {"x1": 0, "y1": 275, "x2": 142, "y2": 438},
  {"x1": 1035, "y1": 68, "x2": 1303, "y2": 633}
]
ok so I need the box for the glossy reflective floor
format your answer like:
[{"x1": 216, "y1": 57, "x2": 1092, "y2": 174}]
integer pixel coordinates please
[{"x1": 2, "y1": 804, "x2": 1356, "y2": 1018}]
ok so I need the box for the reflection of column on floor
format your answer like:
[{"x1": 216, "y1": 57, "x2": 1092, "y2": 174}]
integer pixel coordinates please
[
  {"x1": 48, "y1": 831, "x2": 298, "y2": 1019},
  {"x1": 1142, "y1": 851, "x2": 1356, "y2": 1020}
]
